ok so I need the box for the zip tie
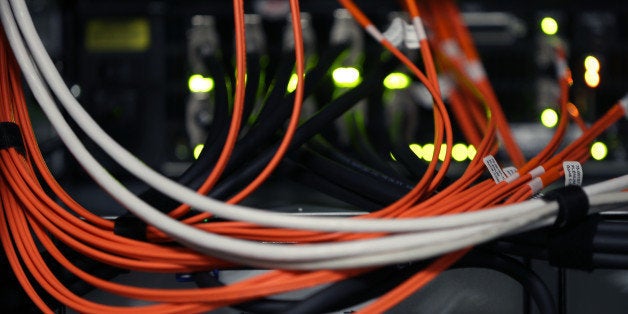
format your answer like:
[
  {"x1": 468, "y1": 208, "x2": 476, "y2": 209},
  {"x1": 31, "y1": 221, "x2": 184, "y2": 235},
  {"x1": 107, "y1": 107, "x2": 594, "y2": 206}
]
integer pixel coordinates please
[
  {"x1": 529, "y1": 166, "x2": 545, "y2": 178},
  {"x1": 527, "y1": 177, "x2": 544, "y2": 194},
  {"x1": 563, "y1": 161, "x2": 583, "y2": 186}
]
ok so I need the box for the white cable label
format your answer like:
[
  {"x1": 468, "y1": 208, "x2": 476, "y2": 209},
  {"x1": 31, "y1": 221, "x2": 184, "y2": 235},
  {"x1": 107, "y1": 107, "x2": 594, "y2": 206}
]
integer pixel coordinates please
[
  {"x1": 555, "y1": 58, "x2": 568, "y2": 79},
  {"x1": 503, "y1": 166, "x2": 520, "y2": 183},
  {"x1": 528, "y1": 177, "x2": 544, "y2": 194},
  {"x1": 563, "y1": 161, "x2": 583, "y2": 186},
  {"x1": 465, "y1": 60, "x2": 486, "y2": 83},
  {"x1": 382, "y1": 18, "x2": 404, "y2": 47},
  {"x1": 441, "y1": 39, "x2": 462, "y2": 59},
  {"x1": 412, "y1": 17, "x2": 428, "y2": 41},
  {"x1": 365, "y1": 25, "x2": 385, "y2": 43},
  {"x1": 382, "y1": 17, "x2": 421, "y2": 49},
  {"x1": 483, "y1": 155, "x2": 507, "y2": 183},
  {"x1": 503, "y1": 167, "x2": 517, "y2": 177},
  {"x1": 529, "y1": 166, "x2": 545, "y2": 178}
]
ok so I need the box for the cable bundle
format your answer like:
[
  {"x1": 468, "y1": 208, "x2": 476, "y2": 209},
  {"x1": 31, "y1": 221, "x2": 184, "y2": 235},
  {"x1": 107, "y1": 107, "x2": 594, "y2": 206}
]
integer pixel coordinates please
[{"x1": 1, "y1": 0, "x2": 628, "y2": 312}]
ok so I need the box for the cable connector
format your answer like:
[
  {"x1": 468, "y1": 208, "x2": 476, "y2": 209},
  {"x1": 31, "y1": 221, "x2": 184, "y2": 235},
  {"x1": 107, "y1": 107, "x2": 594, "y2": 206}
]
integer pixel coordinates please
[
  {"x1": 283, "y1": 12, "x2": 316, "y2": 56},
  {"x1": 330, "y1": 9, "x2": 364, "y2": 65}
]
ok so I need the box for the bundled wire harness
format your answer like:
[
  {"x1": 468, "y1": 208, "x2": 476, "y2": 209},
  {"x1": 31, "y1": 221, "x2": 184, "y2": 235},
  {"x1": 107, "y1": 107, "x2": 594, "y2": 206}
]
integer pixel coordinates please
[{"x1": 1, "y1": 0, "x2": 628, "y2": 312}]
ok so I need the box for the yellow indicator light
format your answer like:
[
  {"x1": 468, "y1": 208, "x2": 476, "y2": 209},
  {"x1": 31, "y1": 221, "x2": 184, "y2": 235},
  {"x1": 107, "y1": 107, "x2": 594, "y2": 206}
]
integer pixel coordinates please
[
  {"x1": 390, "y1": 152, "x2": 397, "y2": 161},
  {"x1": 409, "y1": 143, "x2": 422, "y2": 159},
  {"x1": 467, "y1": 145, "x2": 477, "y2": 160},
  {"x1": 383, "y1": 72, "x2": 411, "y2": 90},
  {"x1": 287, "y1": 73, "x2": 299, "y2": 93},
  {"x1": 540, "y1": 17, "x2": 558, "y2": 35},
  {"x1": 584, "y1": 70, "x2": 600, "y2": 88},
  {"x1": 422, "y1": 143, "x2": 435, "y2": 162},
  {"x1": 452, "y1": 143, "x2": 468, "y2": 162},
  {"x1": 541, "y1": 108, "x2": 559, "y2": 128},
  {"x1": 193, "y1": 144, "x2": 204, "y2": 159},
  {"x1": 332, "y1": 67, "x2": 361, "y2": 88},
  {"x1": 590, "y1": 142, "x2": 608, "y2": 161},
  {"x1": 438, "y1": 144, "x2": 447, "y2": 161},
  {"x1": 188, "y1": 74, "x2": 214, "y2": 93},
  {"x1": 584, "y1": 55, "x2": 600, "y2": 72}
]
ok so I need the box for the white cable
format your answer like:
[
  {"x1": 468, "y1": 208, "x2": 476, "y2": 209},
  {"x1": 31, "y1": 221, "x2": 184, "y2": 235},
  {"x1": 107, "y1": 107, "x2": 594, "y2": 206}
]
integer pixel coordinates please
[
  {"x1": 2, "y1": 0, "x2": 563, "y2": 235},
  {"x1": 584, "y1": 175, "x2": 628, "y2": 196},
  {"x1": 9, "y1": 0, "x2": 628, "y2": 235},
  {"x1": 4, "y1": 0, "x2": 628, "y2": 269},
  {"x1": 2, "y1": 0, "x2": 546, "y2": 268}
]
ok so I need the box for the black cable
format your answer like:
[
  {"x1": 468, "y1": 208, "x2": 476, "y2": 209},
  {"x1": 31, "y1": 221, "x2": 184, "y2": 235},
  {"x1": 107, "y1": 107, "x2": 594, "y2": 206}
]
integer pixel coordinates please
[
  {"x1": 291, "y1": 146, "x2": 410, "y2": 205},
  {"x1": 281, "y1": 158, "x2": 383, "y2": 211},
  {"x1": 192, "y1": 272, "x2": 296, "y2": 313},
  {"x1": 307, "y1": 138, "x2": 415, "y2": 193},
  {"x1": 208, "y1": 51, "x2": 398, "y2": 199},
  {"x1": 281, "y1": 250, "x2": 557, "y2": 314},
  {"x1": 457, "y1": 251, "x2": 558, "y2": 314},
  {"x1": 198, "y1": 43, "x2": 349, "y2": 183}
]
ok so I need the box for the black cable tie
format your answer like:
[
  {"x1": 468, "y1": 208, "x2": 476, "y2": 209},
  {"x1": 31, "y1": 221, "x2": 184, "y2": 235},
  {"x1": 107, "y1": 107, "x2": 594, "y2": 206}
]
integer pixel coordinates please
[
  {"x1": 0, "y1": 122, "x2": 25, "y2": 155},
  {"x1": 542, "y1": 185, "x2": 590, "y2": 229},
  {"x1": 547, "y1": 215, "x2": 600, "y2": 271},
  {"x1": 113, "y1": 214, "x2": 147, "y2": 241}
]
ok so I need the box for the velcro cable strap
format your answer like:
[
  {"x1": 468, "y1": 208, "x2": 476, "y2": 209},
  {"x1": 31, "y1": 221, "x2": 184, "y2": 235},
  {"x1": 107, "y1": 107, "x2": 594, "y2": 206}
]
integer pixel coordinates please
[
  {"x1": 543, "y1": 185, "x2": 590, "y2": 229},
  {"x1": 0, "y1": 122, "x2": 25, "y2": 155},
  {"x1": 547, "y1": 215, "x2": 600, "y2": 271}
]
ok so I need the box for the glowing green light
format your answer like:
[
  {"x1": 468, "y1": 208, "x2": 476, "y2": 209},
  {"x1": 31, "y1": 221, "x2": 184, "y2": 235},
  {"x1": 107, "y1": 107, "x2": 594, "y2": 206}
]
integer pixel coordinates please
[
  {"x1": 541, "y1": 108, "x2": 559, "y2": 128},
  {"x1": 390, "y1": 152, "x2": 397, "y2": 161},
  {"x1": 188, "y1": 74, "x2": 214, "y2": 93},
  {"x1": 540, "y1": 17, "x2": 558, "y2": 35},
  {"x1": 383, "y1": 72, "x2": 411, "y2": 90},
  {"x1": 584, "y1": 55, "x2": 600, "y2": 73},
  {"x1": 332, "y1": 67, "x2": 361, "y2": 88},
  {"x1": 584, "y1": 70, "x2": 600, "y2": 88},
  {"x1": 452, "y1": 143, "x2": 468, "y2": 162},
  {"x1": 423, "y1": 143, "x2": 435, "y2": 162},
  {"x1": 438, "y1": 144, "x2": 447, "y2": 161},
  {"x1": 193, "y1": 144, "x2": 204, "y2": 159},
  {"x1": 409, "y1": 143, "x2": 422, "y2": 159},
  {"x1": 590, "y1": 142, "x2": 608, "y2": 161},
  {"x1": 287, "y1": 73, "x2": 299, "y2": 93},
  {"x1": 467, "y1": 145, "x2": 477, "y2": 160}
]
